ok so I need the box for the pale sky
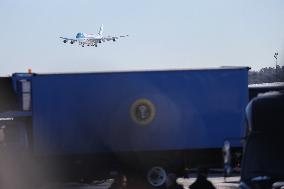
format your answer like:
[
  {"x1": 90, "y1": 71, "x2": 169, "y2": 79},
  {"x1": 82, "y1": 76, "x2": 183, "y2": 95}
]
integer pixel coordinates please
[{"x1": 0, "y1": 0, "x2": 284, "y2": 76}]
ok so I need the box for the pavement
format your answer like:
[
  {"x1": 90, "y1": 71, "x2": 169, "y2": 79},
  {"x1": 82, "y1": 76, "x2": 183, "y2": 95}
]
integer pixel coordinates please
[
  {"x1": 38, "y1": 174, "x2": 240, "y2": 189},
  {"x1": 177, "y1": 174, "x2": 240, "y2": 189}
]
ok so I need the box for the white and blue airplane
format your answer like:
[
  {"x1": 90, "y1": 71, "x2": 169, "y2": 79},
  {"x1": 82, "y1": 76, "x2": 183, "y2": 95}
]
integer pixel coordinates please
[{"x1": 60, "y1": 25, "x2": 128, "y2": 47}]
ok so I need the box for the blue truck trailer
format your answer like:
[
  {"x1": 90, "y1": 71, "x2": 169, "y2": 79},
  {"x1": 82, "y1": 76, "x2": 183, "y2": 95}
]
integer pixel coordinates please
[{"x1": 0, "y1": 67, "x2": 248, "y2": 186}]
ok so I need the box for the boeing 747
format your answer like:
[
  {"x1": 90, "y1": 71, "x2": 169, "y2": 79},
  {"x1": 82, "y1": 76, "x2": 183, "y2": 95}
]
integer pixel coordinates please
[{"x1": 60, "y1": 24, "x2": 128, "y2": 47}]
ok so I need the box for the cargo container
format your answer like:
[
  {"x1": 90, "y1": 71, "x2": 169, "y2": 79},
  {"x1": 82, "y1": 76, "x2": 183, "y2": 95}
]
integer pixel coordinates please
[{"x1": 0, "y1": 67, "x2": 248, "y2": 186}]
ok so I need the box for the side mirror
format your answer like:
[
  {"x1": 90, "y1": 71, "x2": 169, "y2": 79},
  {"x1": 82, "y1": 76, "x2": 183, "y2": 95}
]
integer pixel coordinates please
[
  {"x1": 272, "y1": 181, "x2": 284, "y2": 189},
  {"x1": 223, "y1": 140, "x2": 232, "y2": 178}
]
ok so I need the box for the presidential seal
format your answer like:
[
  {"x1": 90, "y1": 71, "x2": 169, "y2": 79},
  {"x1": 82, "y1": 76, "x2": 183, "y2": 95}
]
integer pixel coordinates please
[{"x1": 130, "y1": 98, "x2": 156, "y2": 125}]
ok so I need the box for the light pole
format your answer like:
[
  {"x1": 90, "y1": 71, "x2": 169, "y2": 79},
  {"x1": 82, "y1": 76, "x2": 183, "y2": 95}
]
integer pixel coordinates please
[
  {"x1": 274, "y1": 52, "x2": 278, "y2": 69},
  {"x1": 274, "y1": 52, "x2": 278, "y2": 80}
]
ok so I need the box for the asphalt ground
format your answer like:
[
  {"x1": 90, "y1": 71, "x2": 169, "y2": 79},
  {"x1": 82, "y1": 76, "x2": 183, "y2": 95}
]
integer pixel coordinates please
[
  {"x1": 39, "y1": 174, "x2": 240, "y2": 189},
  {"x1": 0, "y1": 148, "x2": 240, "y2": 189}
]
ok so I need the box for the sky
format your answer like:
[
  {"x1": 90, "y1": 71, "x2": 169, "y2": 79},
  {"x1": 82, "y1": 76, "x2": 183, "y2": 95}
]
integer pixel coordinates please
[{"x1": 0, "y1": 0, "x2": 284, "y2": 76}]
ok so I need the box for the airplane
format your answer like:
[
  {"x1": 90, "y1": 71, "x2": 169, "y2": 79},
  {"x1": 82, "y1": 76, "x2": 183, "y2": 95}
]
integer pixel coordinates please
[{"x1": 60, "y1": 24, "x2": 128, "y2": 47}]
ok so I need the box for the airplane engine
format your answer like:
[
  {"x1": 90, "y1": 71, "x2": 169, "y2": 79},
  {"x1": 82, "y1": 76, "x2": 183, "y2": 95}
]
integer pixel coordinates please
[
  {"x1": 99, "y1": 40, "x2": 102, "y2": 43},
  {"x1": 112, "y1": 38, "x2": 116, "y2": 42},
  {"x1": 70, "y1": 41, "x2": 74, "y2": 44},
  {"x1": 63, "y1": 40, "x2": 67, "y2": 43}
]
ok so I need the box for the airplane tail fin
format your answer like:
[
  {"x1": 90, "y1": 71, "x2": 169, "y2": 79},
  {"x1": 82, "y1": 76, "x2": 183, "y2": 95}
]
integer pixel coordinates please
[{"x1": 98, "y1": 24, "x2": 103, "y2": 36}]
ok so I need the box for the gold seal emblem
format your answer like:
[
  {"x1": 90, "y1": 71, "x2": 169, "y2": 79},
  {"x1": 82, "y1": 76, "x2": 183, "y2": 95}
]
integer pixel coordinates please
[{"x1": 130, "y1": 99, "x2": 156, "y2": 125}]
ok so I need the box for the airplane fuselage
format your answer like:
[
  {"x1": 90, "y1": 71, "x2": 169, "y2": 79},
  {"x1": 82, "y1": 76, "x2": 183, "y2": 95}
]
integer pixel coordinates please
[
  {"x1": 76, "y1": 33, "x2": 102, "y2": 47},
  {"x1": 60, "y1": 25, "x2": 126, "y2": 47}
]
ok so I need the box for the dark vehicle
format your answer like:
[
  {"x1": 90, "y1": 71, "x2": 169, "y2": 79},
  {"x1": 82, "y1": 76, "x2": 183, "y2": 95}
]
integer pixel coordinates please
[
  {"x1": 223, "y1": 82, "x2": 284, "y2": 176},
  {"x1": 239, "y1": 90, "x2": 284, "y2": 189}
]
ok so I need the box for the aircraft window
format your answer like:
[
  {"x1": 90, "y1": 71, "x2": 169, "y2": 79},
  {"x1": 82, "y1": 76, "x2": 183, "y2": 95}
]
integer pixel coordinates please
[{"x1": 76, "y1": 33, "x2": 81, "y2": 38}]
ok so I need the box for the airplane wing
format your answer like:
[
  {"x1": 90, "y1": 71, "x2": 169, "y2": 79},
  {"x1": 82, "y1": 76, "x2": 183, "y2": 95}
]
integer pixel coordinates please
[
  {"x1": 103, "y1": 35, "x2": 129, "y2": 42},
  {"x1": 60, "y1": 37, "x2": 77, "y2": 44}
]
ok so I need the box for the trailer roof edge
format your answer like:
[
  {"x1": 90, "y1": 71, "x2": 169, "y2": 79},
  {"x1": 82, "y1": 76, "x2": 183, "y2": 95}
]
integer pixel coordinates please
[{"x1": 12, "y1": 66, "x2": 250, "y2": 76}]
